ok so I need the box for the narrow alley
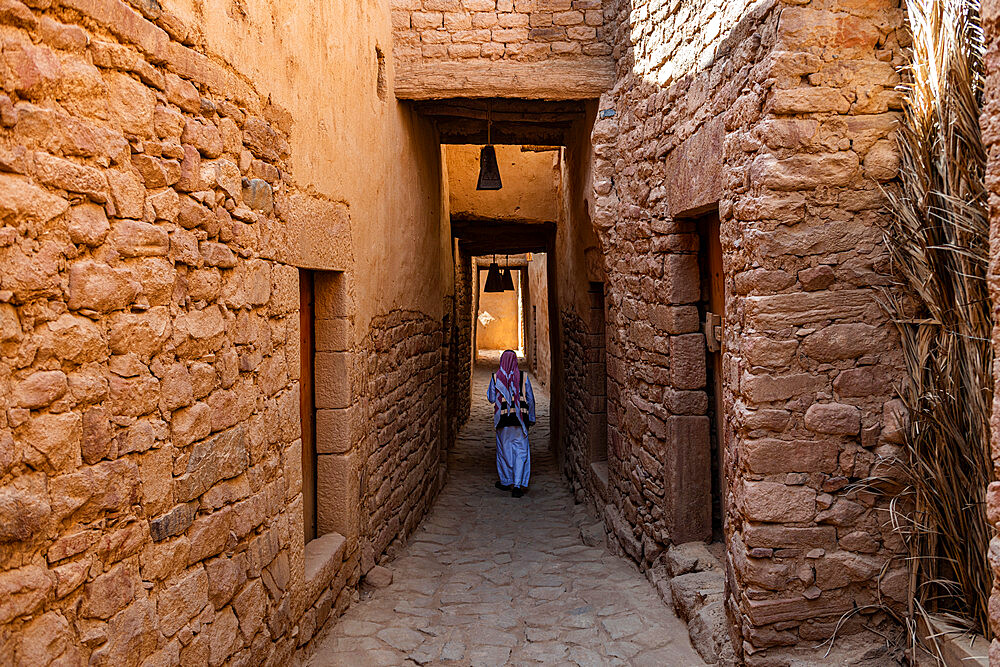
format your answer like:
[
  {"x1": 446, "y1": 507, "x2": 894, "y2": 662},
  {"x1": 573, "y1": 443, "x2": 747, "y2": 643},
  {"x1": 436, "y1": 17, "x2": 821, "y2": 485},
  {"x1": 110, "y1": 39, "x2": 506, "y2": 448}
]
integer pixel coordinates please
[{"x1": 308, "y1": 366, "x2": 703, "y2": 666}]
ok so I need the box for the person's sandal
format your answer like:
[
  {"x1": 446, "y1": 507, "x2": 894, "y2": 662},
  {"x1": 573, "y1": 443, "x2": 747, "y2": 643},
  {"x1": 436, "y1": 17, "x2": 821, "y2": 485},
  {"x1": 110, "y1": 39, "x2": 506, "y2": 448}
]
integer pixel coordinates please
[
  {"x1": 511, "y1": 487, "x2": 525, "y2": 498},
  {"x1": 495, "y1": 481, "x2": 512, "y2": 491}
]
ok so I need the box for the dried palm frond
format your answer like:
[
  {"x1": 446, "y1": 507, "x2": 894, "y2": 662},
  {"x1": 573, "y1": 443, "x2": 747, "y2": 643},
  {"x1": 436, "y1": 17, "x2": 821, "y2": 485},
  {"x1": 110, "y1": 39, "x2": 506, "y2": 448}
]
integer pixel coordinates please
[{"x1": 880, "y1": 0, "x2": 993, "y2": 652}]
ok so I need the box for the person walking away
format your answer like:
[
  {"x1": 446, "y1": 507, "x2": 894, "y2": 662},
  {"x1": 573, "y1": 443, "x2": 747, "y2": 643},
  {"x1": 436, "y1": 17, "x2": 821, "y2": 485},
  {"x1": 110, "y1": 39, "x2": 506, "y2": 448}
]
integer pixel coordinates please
[{"x1": 487, "y1": 349, "x2": 536, "y2": 497}]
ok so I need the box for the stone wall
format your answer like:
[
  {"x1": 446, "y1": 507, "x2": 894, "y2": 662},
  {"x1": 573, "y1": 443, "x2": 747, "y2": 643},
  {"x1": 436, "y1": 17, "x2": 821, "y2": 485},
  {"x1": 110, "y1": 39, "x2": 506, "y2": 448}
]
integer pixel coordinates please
[
  {"x1": 358, "y1": 311, "x2": 447, "y2": 572},
  {"x1": 589, "y1": 0, "x2": 909, "y2": 660},
  {"x1": 982, "y1": 0, "x2": 1000, "y2": 660},
  {"x1": 392, "y1": 0, "x2": 611, "y2": 63},
  {"x1": 561, "y1": 290, "x2": 608, "y2": 504},
  {"x1": 0, "y1": 0, "x2": 452, "y2": 664},
  {"x1": 0, "y1": 0, "x2": 339, "y2": 663}
]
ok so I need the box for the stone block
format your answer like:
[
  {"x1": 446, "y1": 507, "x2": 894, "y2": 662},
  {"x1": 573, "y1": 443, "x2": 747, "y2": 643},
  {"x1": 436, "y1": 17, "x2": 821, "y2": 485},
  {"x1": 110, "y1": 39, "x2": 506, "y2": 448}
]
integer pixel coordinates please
[
  {"x1": 743, "y1": 481, "x2": 816, "y2": 523},
  {"x1": 650, "y1": 305, "x2": 699, "y2": 334},
  {"x1": 66, "y1": 203, "x2": 110, "y2": 246},
  {"x1": 662, "y1": 254, "x2": 700, "y2": 304},
  {"x1": 316, "y1": 318, "x2": 351, "y2": 352},
  {"x1": 317, "y1": 451, "x2": 360, "y2": 540},
  {"x1": 15, "y1": 370, "x2": 67, "y2": 409},
  {"x1": 801, "y1": 323, "x2": 879, "y2": 362},
  {"x1": 670, "y1": 570, "x2": 724, "y2": 622},
  {"x1": 317, "y1": 407, "x2": 353, "y2": 454},
  {"x1": 149, "y1": 502, "x2": 197, "y2": 542},
  {"x1": 0, "y1": 475, "x2": 49, "y2": 543},
  {"x1": 158, "y1": 566, "x2": 208, "y2": 637},
  {"x1": 81, "y1": 562, "x2": 135, "y2": 620},
  {"x1": 669, "y1": 333, "x2": 706, "y2": 389},
  {"x1": 743, "y1": 524, "x2": 836, "y2": 550},
  {"x1": 232, "y1": 579, "x2": 266, "y2": 639},
  {"x1": 744, "y1": 438, "x2": 839, "y2": 474},
  {"x1": 182, "y1": 118, "x2": 223, "y2": 158},
  {"x1": 67, "y1": 260, "x2": 141, "y2": 313},
  {"x1": 663, "y1": 416, "x2": 711, "y2": 543},
  {"x1": 0, "y1": 564, "x2": 53, "y2": 624},
  {"x1": 314, "y1": 272, "x2": 350, "y2": 318},
  {"x1": 111, "y1": 220, "x2": 169, "y2": 257},
  {"x1": 742, "y1": 371, "x2": 826, "y2": 404},
  {"x1": 365, "y1": 565, "x2": 393, "y2": 588},
  {"x1": 804, "y1": 403, "x2": 860, "y2": 436},
  {"x1": 174, "y1": 425, "x2": 248, "y2": 502},
  {"x1": 314, "y1": 352, "x2": 351, "y2": 409},
  {"x1": 20, "y1": 412, "x2": 82, "y2": 475},
  {"x1": 187, "y1": 508, "x2": 232, "y2": 563}
]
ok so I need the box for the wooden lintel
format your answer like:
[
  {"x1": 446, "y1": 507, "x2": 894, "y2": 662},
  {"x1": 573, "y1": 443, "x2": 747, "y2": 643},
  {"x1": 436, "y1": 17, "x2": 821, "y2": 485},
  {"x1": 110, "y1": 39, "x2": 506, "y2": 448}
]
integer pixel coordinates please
[{"x1": 394, "y1": 58, "x2": 615, "y2": 100}]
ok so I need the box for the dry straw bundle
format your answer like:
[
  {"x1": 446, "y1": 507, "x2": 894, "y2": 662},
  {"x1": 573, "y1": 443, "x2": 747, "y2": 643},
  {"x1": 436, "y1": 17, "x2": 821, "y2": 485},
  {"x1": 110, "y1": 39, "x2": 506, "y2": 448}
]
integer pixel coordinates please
[{"x1": 880, "y1": 0, "x2": 993, "y2": 654}]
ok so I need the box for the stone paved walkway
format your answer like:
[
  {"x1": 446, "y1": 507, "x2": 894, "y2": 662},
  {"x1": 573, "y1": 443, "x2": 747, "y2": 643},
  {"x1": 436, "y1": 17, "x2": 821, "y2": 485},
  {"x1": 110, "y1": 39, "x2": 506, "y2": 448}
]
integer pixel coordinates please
[{"x1": 308, "y1": 367, "x2": 704, "y2": 666}]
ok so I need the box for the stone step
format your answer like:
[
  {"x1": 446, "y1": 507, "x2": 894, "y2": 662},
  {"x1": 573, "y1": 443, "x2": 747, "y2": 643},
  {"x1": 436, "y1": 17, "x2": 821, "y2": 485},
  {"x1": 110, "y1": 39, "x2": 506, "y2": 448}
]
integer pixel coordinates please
[{"x1": 670, "y1": 570, "x2": 725, "y2": 623}]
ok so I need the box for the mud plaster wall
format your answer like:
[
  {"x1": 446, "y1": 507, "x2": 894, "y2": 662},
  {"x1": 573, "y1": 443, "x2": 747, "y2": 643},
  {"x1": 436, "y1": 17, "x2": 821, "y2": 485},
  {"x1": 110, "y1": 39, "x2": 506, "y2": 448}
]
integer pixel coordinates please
[
  {"x1": 0, "y1": 0, "x2": 452, "y2": 665},
  {"x1": 477, "y1": 271, "x2": 521, "y2": 351},
  {"x1": 447, "y1": 144, "x2": 560, "y2": 222},
  {"x1": 159, "y1": 0, "x2": 455, "y2": 588},
  {"x1": 556, "y1": 104, "x2": 608, "y2": 501},
  {"x1": 588, "y1": 0, "x2": 909, "y2": 660},
  {"x1": 982, "y1": 0, "x2": 1000, "y2": 659},
  {"x1": 527, "y1": 253, "x2": 551, "y2": 387}
]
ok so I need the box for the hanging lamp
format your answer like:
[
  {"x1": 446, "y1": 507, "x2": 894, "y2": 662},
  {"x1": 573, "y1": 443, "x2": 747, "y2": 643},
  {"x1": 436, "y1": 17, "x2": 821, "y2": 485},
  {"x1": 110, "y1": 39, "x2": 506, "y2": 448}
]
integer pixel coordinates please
[
  {"x1": 500, "y1": 255, "x2": 515, "y2": 291},
  {"x1": 484, "y1": 255, "x2": 504, "y2": 292},
  {"x1": 477, "y1": 102, "x2": 502, "y2": 190}
]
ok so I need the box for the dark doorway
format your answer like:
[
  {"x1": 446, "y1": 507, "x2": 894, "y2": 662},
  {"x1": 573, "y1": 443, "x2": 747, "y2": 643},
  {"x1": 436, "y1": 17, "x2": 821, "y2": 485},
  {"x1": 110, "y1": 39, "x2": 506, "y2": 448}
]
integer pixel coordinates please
[
  {"x1": 696, "y1": 209, "x2": 726, "y2": 540},
  {"x1": 299, "y1": 269, "x2": 317, "y2": 544}
]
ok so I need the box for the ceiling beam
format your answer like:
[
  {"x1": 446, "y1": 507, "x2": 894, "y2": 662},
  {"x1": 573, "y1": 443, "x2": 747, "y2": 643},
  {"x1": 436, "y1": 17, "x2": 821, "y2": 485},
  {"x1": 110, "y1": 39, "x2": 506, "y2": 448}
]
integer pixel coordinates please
[
  {"x1": 454, "y1": 219, "x2": 554, "y2": 255},
  {"x1": 394, "y1": 59, "x2": 614, "y2": 100}
]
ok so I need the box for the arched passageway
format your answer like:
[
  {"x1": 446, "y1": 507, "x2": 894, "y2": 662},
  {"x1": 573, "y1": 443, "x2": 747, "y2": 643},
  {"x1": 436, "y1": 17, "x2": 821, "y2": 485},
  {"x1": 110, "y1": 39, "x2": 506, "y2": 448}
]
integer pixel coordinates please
[{"x1": 308, "y1": 367, "x2": 702, "y2": 665}]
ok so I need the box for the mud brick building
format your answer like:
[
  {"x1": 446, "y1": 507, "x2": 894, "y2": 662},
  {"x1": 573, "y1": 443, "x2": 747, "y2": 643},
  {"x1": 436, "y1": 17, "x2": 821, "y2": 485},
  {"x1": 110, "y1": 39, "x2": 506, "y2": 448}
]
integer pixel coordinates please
[{"x1": 1, "y1": 0, "x2": 999, "y2": 664}]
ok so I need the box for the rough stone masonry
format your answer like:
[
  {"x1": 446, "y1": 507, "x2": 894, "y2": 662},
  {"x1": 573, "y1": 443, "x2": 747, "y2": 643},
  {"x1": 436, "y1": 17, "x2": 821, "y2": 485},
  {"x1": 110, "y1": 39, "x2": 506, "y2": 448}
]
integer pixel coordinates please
[
  {"x1": 583, "y1": 0, "x2": 911, "y2": 661},
  {"x1": 6, "y1": 0, "x2": 1000, "y2": 664},
  {"x1": 0, "y1": 0, "x2": 453, "y2": 664}
]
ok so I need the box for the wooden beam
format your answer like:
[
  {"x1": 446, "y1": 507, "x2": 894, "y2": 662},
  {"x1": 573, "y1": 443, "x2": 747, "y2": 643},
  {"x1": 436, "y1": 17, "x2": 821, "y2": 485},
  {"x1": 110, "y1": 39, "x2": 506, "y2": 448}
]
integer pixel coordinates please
[
  {"x1": 454, "y1": 220, "x2": 555, "y2": 256},
  {"x1": 436, "y1": 120, "x2": 567, "y2": 145},
  {"x1": 414, "y1": 104, "x2": 584, "y2": 123},
  {"x1": 394, "y1": 58, "x2": 615, "y2": 100}
]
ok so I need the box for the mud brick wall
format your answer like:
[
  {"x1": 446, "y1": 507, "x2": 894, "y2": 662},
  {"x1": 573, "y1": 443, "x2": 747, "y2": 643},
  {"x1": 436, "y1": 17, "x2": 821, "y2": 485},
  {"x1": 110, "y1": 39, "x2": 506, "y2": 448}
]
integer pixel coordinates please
[
  {"x1": 451, "y1": 247, "x2": 473, "y2": 432},
  {"x1": 983, "y1": 0, "x2": 1000, "y2": 659},
  {"x1": 590, "y1": 0, "x2": 909, "y2": 660},
  {"x1": 391, "y1": 0, "x2": 611, "y2": 62},
  {"x1": 358, "y1": 311, "x2": 447, "y2": 572},
  {"x1": 0, "y1": 1, "x2": 356, "y2": 664}
]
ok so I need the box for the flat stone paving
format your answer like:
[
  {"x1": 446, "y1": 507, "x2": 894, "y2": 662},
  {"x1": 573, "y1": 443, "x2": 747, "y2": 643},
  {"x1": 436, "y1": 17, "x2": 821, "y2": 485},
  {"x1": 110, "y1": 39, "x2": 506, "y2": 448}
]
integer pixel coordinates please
[{"x1": 308, "y1": 366, "x2": 705, "y2": 666}]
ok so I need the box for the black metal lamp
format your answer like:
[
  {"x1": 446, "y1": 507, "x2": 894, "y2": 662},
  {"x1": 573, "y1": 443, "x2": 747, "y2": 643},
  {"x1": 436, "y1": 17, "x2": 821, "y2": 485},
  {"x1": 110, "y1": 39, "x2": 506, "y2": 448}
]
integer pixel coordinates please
[
  {"x1": 484, "y1": 255, "x2": 504, "y2": 292},
  {"x1": 500, "y1": 256, "x2": 515, "y2": 291},
  {"x1": 477, "y1": 104, "x2": 502, "y2": 190}
]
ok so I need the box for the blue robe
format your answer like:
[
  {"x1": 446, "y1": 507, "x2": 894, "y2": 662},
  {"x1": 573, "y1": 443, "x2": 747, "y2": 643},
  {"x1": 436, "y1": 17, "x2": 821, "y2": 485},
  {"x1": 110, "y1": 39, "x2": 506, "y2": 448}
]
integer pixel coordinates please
[{"x1": 487, "y1": 372, "x2": 535, "y2": 488}]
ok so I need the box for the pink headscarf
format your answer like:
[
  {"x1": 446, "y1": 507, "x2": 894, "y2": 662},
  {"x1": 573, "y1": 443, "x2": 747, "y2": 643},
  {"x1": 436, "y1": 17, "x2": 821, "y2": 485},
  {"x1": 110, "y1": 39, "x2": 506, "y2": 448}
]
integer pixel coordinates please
[{"x1": 496, "y1": 349, "x2": 521, "y2": 409}]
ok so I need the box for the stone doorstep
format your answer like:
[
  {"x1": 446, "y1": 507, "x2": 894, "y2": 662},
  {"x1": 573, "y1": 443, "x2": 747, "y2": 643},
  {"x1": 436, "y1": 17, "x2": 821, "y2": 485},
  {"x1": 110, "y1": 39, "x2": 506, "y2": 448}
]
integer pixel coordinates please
[
  {"x1": 304, "y1": 532, "x2": 347, "y2": 608},
  {"x1": 670, "y1": 570, "x2": 726, "y2": 622},
  {"x1": 917, "y1": 616, "x2": 988, "y2": 666}
]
